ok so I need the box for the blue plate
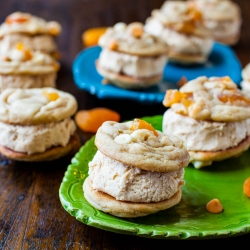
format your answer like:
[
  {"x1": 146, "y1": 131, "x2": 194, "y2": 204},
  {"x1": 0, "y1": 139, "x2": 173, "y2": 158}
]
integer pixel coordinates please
[{"x1": 72, "y1": 43, "x2": 242, "y2": 104}]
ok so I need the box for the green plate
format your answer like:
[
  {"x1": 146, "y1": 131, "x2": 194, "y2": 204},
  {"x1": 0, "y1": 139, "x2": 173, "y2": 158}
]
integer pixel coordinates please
[{"x1": 59, "y1": 115, "x2": 250, "y2": 239}]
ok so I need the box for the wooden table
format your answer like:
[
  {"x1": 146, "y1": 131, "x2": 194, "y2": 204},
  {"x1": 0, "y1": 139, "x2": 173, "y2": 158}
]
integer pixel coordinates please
[{"x1": 1, "y1": 0, "x2": 250, "y2": 249}]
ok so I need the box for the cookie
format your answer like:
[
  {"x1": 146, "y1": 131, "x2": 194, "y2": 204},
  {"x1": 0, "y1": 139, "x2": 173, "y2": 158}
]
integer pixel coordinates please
[
  {"x1": 163, "y1": 76, "x2": 250, "y2": 122},
  {"x1": 83, "y1": 177, "x2": 182, "y2": 218},
  {"x1": 96, "y1": 22, "x2": 168, "y2": 89}
]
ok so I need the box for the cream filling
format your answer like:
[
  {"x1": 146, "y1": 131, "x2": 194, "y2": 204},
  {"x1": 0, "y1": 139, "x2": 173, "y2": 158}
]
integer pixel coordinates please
[
  {"x1": 89, "y1": 150, "x2": 184, "y2": 203},
  {"x1": 163, "y1": 109, "x2": 250, "y2": 151},
  {"x1": 144, "y1": 18, "x2": 213, "y2": 55},
  {"x1": 0, "y1": 118, "x2": 76, "y2": 154},
  {"x1": 203, "y1": 19, "x2": 241, "y2": 38},
  {"x1": 98, "y1": 48, "x2": 167, "y2": 78}
]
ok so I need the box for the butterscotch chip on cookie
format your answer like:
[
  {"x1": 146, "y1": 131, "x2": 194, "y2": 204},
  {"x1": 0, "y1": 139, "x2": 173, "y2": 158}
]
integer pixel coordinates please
[
  {"x1": 96, "y1": 22, "x2": 169, "y2": 89},
  {"x1": 83, "y1": 119, "x2": 189, "y2": 218},
  {"x1": 0, "y1": 12, "x2": 61, "y2": 57},
  {"x1": 162, "y1": 76, "x2": 250, "y2": 168},
  {"x1": 0, "y1": 87, "x2": 80, "y2": 161}
]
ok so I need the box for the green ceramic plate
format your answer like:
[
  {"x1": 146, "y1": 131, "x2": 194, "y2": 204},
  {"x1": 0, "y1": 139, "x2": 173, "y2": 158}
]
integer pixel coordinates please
[{"x1": 59, "y1": 115, "x2": 250, "y2": 239}]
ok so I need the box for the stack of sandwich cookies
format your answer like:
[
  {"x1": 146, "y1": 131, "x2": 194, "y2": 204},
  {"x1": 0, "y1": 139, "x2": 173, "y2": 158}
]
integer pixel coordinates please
[
  {"x1": 83, "y1": 119, "x2": 190, "y2": 218},
  {"x1": 96, "y1": 22, "x2": 169, "y2": 89},
  {"x1": 189, "y1": 0, "x2": 242, "y2": 45},
  {"x1": 162, "y1": 76, "x2": 250, "y2": 169},
  {"x1": 144, "y1": 0, "x2": 214, "y2": 64},
  {"x1": 0, "y1": 12, "x2": 61, "y2": 59},
  {"x1": 0, "y1": 87, "x2": 80, "y2": 161},
  {"x1": 0, "y1": 43, "x2": 59, "y2": 92}
]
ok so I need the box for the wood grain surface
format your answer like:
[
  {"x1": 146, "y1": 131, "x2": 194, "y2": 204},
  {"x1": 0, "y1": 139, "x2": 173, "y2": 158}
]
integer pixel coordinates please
[{"x1": 0, "y1": 0, "x2": 250, "y2": 249}]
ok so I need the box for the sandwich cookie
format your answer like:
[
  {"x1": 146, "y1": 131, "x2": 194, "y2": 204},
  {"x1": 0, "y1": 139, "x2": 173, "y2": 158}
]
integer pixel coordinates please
[
  {"x1": 96, "y1": 22, "x2": 169, "y2": 89},
  {"x1": 189, "y1": 0, "x2": 242, "y2": 45},
  {"x1": 0, "y1": 87, "x2": 80, "y2": 161},
  {"x1": 144, "y1": 0, "x2": 214, "y2": 64},
  {"x1": 83, "y1": 119, "x2": 189, "y2": 218},
  {"x1": 162, "y1": 76, "x2": 250, "y2": 169}
]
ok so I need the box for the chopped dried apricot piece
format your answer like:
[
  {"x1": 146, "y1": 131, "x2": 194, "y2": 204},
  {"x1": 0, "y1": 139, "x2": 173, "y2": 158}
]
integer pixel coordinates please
[
  {"x1": 6, "y1": 15, "x2": 29, "y2": 24},
  {"x1": 43, "y1": 91, "x2": 59, "y2": 101},
  {"x1": 218, "y1": 93, "x2": 250, "y2": 104},
  {"x1": 206, "y1": 198, "x2": 223, "y2": 214},
  {"x1": 163, "y1": 89, "x2": 193, "y2": 107},
  {"x1": 243, "y1": 177, "x2": 250, "y2": 198},
  {"x1": 82, "y1": 27, "x2": 107, "y2": 47},
  {"x1": 75, "y1": 107, "x2": 120, "y2": 133},
  {"x1": 130, "y1": 118, "x2": 158, "y2": 136}
]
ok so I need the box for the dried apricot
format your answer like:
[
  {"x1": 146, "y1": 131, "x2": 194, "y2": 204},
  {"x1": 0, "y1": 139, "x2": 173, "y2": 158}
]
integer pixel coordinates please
[
  {"x1": 82, "y1": 27, "x2": 107, "y2": 47},
  {"x1": 130, "y1": 118, "x2": 158, "y2": 136},
  {"x1": 243, "y1": 177, "x2": 250, "y2": 198},
  {"x1": 206, "y1": 198, "x2": 223, "y2": 214},
  {"x1": 75, "y1": 107, "x2": 120, "y2": 133}
]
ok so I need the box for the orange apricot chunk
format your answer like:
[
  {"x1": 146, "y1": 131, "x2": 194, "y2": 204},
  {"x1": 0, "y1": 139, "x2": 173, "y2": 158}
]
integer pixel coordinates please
[
  {"x1": 42, "y1": 91, "x2": 59, "y2": 101},
  {"x1": 82, "y1": 27, "x2": 107, "y2": 47},
  {"x1": 130, "y1": 118, "x2": 158, "y2": 136},
  {"x1": 243, "y1": 177, "x2": 250, "y2": 198},
  {"x1": 206, "y1": 198, "x2": 223, "y2": 214},
  {"x1": 6, "y1": 15, "x2": 29, "y2": 24},
  {"x1": 75, "y1": 107, "x2": 120, "y2": 133}
]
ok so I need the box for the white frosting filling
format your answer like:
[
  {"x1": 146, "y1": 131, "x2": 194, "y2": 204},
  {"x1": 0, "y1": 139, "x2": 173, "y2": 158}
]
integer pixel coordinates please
[
  {"x1": 193, "y1": 0, "x2": 241, "y2": 21},
  {"x1": 163, "y1": 109, "x2": 250, "y2": 151},
  {"x1": 203, "y1": 18, "x2": 240, "y2": 37},
  {"x1": 0, "y1": 118, "x2": 76, "y2": 154},
  {"x1": 98, "y1": 48, "x2": 167, "y2": 78},
  {"x1": 89, "y1": 150, "x2": 184, "y2": 202}
]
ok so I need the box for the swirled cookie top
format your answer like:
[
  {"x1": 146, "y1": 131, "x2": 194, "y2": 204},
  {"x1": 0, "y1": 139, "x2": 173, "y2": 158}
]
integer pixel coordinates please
[
  {"x1": 191, "y1": 0, "x2": 241, "y2": 21},
  {"x1": 150, "y1": 0, "x2": 211, "y2": 37},
  {"x1": 98, "y1": 22, "x2": 168, "y2": 56},
  {"x1": 0, "y1": 43, "x2": 60, "y2": 74},
  {"x1": 0, "y1": 88, "x2": 77, "y2": 125},
  {"x1": 94, "y1": 119, "x2": 190, "y2": 172},
  {"x1": 163, "y1": 76, "x2": 250, "y2": 122},
  {"x1": 0, "y1": 12, "x2": 62, "y2": 37}
]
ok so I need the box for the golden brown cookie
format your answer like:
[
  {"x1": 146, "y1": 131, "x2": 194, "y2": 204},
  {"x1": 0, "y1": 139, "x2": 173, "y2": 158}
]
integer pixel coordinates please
[{"x1": 83, "y1": 177, "x2": 182, "y2": 218}]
